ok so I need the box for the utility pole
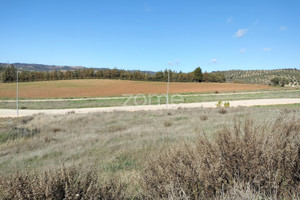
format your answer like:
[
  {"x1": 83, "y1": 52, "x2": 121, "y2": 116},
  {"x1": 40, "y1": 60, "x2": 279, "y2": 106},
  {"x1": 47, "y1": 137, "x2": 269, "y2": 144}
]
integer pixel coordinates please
[
  {"x1": 17, "y1": 70, "x2": 19, "y2": 116},
  {"x1": 167, "y1": 62, "x2": 172, "y2": 109},
  {"x1": 16, "y1": 68, "x2": 22, "y2": 116},
  {"x1": 166, "y1": 70, "x2": 170, "y2": 109}
]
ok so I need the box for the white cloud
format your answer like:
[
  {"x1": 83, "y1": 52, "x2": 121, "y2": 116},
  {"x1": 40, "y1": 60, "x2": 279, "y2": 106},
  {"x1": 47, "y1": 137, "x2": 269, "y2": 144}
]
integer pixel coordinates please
[
  {"x1": 236, "y1": 29, "x2": 248, "y2": 38},
  {"x1": 263, "y1": 48, "x2": 271, "y2": 52},
  {"x1": 280, "y1": 26, "x2": 287, "y2": 31},
  {"x1": 240, "y1": 48, "x2": 245, "y2": 54},
  {"x1": 211, "y1": 59, "x2": 217, "y2": 63},
  {"x1": 227, "y1": 17, "x2": 233, "y2": 23}
]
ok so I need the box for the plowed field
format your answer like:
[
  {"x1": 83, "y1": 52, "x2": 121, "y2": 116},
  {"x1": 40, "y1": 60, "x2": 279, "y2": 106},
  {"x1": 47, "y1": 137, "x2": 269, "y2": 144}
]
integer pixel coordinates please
[{"x1": 0, "y1": 79, "x2": 274, "y2": 99}]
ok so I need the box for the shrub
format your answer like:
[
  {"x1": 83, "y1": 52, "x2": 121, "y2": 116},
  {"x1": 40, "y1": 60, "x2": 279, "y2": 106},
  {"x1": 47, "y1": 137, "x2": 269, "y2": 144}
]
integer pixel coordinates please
[
  {"x1": 270, "y1": 76, "x2": 290, "y2": 87},
  {"x1": 216, "y1": 101, "x2": 230, "y2": 108},
  {"x1": 224, "y1": 101, "x2": 230, "y2": 108},
  {"x1": 216, "y1": 100, "x2": 222, "y2": 108},
  {"x1": 141, "y1": 116, "x2": 300, "y2": 199}
]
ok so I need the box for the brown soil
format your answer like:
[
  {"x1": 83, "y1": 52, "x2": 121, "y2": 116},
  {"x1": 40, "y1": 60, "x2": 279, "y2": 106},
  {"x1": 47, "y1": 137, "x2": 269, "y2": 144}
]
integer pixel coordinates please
[{"x1": 0, "y1": 79, "x2": 274, "y2": 99}]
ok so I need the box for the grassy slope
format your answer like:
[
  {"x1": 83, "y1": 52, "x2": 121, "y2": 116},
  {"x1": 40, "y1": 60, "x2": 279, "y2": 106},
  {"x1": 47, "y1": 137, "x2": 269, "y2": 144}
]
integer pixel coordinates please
[
  {"x1": 223, "y1": 69, "x2": 300, "y2": 85},
  {"x1": 0, "y1": 105, "x2": 299, "y2": 197}
]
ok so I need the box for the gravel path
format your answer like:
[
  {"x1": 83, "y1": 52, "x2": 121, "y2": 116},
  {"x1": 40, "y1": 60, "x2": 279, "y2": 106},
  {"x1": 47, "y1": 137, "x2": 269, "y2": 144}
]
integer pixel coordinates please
[{"x1": 0, "y1": 98, "x2": 299, "y2": 118}]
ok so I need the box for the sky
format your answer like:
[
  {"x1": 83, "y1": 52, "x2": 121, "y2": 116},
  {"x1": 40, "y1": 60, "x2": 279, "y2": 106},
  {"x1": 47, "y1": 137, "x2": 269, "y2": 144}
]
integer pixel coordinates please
[{"x1": 1, "y1": 0, "x2": 300, "y2": 72}]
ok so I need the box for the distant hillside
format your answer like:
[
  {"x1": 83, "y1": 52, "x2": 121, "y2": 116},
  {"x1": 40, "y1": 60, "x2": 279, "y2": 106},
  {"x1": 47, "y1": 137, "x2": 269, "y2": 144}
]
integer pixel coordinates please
[
  {"x1": 0, "y1": 62, "x2": 155, "y2": 74},
  {"x1": 0, "y1": 63, "x2": 89, "y2": 71},
  {"x1": 221, "y1": 69, "x2": 300, "y2": 86}
]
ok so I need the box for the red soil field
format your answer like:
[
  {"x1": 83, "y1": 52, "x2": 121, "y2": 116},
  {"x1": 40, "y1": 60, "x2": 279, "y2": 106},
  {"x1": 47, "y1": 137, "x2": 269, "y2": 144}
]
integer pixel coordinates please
[{"x1": 0, "y1": 79, "x2": 274, "y2": 99}]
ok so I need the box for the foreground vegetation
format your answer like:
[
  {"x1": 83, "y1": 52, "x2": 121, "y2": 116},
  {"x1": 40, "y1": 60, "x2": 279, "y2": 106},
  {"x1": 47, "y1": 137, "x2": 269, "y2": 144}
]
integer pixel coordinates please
[{"x1": 0, "y1": 105, "x2": 299, "y2": 199}]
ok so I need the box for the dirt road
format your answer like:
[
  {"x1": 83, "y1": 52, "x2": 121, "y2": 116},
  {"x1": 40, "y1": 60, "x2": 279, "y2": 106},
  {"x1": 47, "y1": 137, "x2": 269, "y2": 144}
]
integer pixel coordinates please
[{"x1": 0, "y1": 98, "x2": 299, "y2": 118}]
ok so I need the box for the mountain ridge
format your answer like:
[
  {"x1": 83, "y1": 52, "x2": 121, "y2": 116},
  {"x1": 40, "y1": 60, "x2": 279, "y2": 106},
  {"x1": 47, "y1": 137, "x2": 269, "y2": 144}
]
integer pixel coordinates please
[{"x1": 0, "y1": 62, "x2": 156, "y2": 74}]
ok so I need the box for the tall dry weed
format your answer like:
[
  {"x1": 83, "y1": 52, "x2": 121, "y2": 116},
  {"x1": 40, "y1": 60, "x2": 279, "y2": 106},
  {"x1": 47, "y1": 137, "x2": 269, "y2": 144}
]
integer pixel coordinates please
[
  {"x1": 0, "y1": 165, "x2": 126, "y2": 200},
  {"x1": 141, "y1": 115, "x2": 300, "y2": 199}
]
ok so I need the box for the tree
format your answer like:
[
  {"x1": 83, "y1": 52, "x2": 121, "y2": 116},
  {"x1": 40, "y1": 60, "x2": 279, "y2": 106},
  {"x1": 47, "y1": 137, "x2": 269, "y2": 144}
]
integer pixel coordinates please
[
  {"x1": 0, "y1": 65, "x2": 230, "y2": 84},
  {"x1": 154, "y1": 71, "x2": 164, "y2": 81},
  {"x1": 95, "y1": 70, "x2": 103, "y2": 79},
  {"x1": 280, "y1": 78, "x2": 289, "y2": 87},
  {"x1": 2, "y1": 64, "x2": 17, "y2": 83},
  {"x1": 193, "y1": 67, "x2": 203, "y2": 82},
  {"x1": 270, "y1": 76, "x2": 289, "y2": 87}
]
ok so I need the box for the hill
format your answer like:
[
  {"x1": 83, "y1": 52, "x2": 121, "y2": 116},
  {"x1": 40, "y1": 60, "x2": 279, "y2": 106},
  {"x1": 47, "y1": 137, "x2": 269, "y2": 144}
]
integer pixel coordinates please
[
  {"x1": 0, "y1": 62, "x2": 155, "y2": 74},
  {"x1": 0, "y1": 62, "x2": 88, "y2": 71},
  {"x1": 221, "y1": 69, "x2": 300, "y2": 86}
]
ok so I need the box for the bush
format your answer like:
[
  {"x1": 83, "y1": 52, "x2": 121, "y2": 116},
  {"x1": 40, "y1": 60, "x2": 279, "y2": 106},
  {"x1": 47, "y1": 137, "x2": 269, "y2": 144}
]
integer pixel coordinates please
[
  {"x1": 224, "y1": 101, "x2": 230, "y2": 108},
  {"x1": 216, "y1": 101, "x2": 230, "y2": 108},
  {"x1": 216, "y1": 100, "x2": 222, "y2": 108},
  {"x1": 0, "y1": 166, "x2": 126, "y2": 199},
  {"x1": 141, "y1": 116, "x2": 300, "y2": 199},
  {"x1": 270, "y1": 76, "x2": 290, "y2": 87}
]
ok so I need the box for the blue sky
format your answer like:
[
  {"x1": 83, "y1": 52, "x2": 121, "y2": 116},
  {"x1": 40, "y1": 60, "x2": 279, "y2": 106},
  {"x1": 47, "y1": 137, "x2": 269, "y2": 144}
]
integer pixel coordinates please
[{"x1": 1, "y1": 0, "x2": 299, "y2": 72}]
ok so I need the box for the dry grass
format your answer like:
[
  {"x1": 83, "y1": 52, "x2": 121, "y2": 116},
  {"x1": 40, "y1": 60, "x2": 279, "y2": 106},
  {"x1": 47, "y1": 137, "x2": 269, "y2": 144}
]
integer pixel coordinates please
[
  {"x1": 0, "y1": 106, "x2": 299, "y2": 198},
  {"x1": 200, "y1": 114, "x2": 208, "y2": 121},
  {"x1": 0, "y1": 165, "x2": 126, "y2": 199},
  {"x1": 215, "y1": 181, "x2": 272, "y2": 200},
  {"x1": 0, "y1": 79, "x2": 273, "y2": 99},
  {"x1": 218, "y1": 108, "x2": 228, "y2": 114},
  {"x1": 141, "y1": 115, "x2": 300, "y2": 199},
  {"x1": 163, "y1": 121, "x2": 172, "y2": 127}
]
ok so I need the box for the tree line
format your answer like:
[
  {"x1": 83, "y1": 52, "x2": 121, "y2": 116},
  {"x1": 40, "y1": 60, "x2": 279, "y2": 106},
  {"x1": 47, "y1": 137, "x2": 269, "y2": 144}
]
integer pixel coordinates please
[{"x1": 0, "y1": 65, "x2": 226, "y2": 83}]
